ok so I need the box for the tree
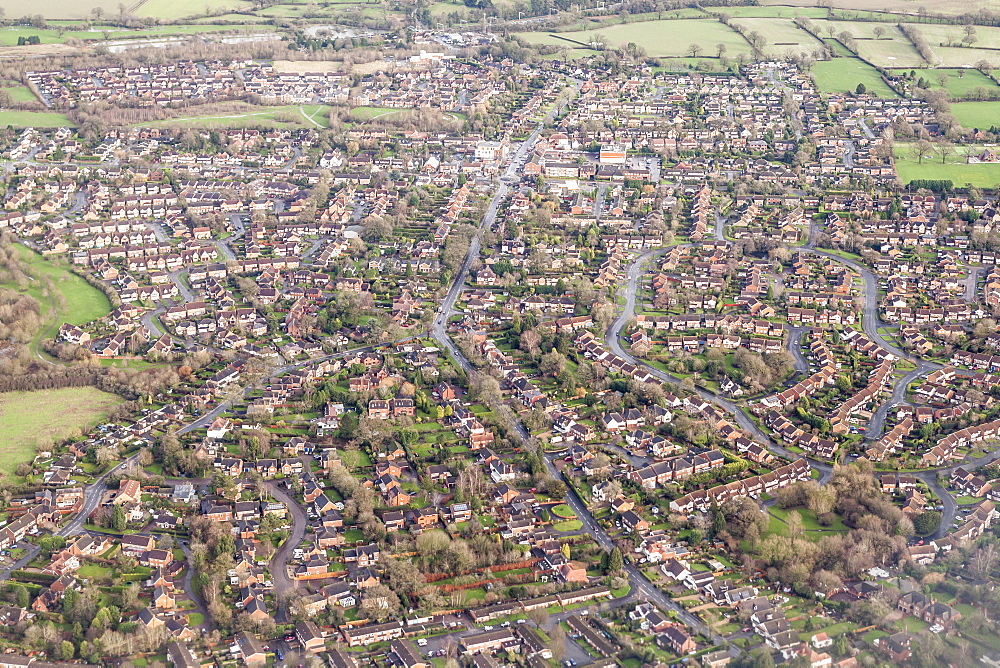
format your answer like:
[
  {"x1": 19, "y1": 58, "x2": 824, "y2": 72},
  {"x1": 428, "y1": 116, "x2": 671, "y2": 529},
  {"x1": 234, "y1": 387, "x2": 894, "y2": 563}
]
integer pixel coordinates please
[
  {"x1": 550, "y1": 625, "x2": 567, "y2": 661},
  {"x1": 873, "y1": 26, "x2": 885, "y2": 39},
  {"x1": 359, "y1": 585, "x2": 400, "y2": 622},
  {"x1": 111, "y1": 505, "x2": 127, "y2": 532},
  {"x1": 716, "y1": 43, "x2": 727, "y2": 58},
  {"x1": 913, "y1": 139, "x2": 934, "y2": 165},
  {"x1": 688, "y1": 43, "x2": 703, "y2": 58},
  {"x1": 855, "y1": 83, "x2": 866, "y2": 95},
  {"x1": 913, "y1": 511, "x2": 941, "y2": 535},
  {"x1": 607, "y1": 547, "x2": 623, "y2": 574}
]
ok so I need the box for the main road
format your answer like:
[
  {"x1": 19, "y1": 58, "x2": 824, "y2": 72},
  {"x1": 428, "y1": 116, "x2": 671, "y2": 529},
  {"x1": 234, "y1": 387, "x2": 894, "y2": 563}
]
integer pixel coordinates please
[{"x1": 431, "y1": 127, "x2": 542, "y2": 370}]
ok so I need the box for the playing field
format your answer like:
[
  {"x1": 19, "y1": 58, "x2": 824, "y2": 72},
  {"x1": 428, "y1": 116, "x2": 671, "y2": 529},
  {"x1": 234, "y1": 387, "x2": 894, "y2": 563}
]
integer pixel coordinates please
[
  {"x1": 731, "y1": 17, "x2": 824, "y2": 52},
  {"x1": 950, "y1": 101, "x2": 1000, "y2": 131},
  {"x1": 894, "y1": 143, "x2": 1000, "y2": 188},
  {"x1": 0, "y1": 387, "x2": 122, "y2": 473},
  {"x1": 553, "y1": 19, "x2": 753, "y2": 58},
  {"x1": 811, "y1": 58, "x2": 897, "y2": 97},
  {"x1": 136, "y1": 0, "x2": 253, "y2": 20}
]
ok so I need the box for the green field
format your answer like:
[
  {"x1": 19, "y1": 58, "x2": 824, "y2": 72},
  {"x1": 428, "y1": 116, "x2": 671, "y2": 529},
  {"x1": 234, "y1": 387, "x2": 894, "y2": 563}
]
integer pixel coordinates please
[
  {"x1": 136, "y1": 104, "x2": 330, "y2": 130},
  {"x1": 707, "y1": 6, "x2": 828, "y2": 18},
  {"x1": 8, "y1": 245, "x2": 111, "y2": 327},
  {"x1": 731, "y1": 17, "x2": 824, "y2": 53},
  {"x1": 0, "y1": 111, "x2": 73, "y2": 127},
  {"x1": 811, "y1": 58, "x2": 897, "y2": 97},
  {"x1": 137, "y1": 0, "x2": 253, "y2": 20},
  {"x1": 894, "y1": 142, "x2": 1000, "y2": 188},
  {"x1": 0, "y1": 0, "x2": 121, "y2": 20},
  {"x1": 920, "y1": 69, "x2": 1000, "y2": 98},
  {"x1": 951, "y1": 101, "x2": 1000, "y2": 130},
  {"x1": 760, "y1": 0, "x2": 986, "y2": 16},
  {"x1": 0, "y1": 25, "x2": 251, "y2": 46},
  {"x1": 0, "y1": 387, "x2": 122, "y2": 472},
  {"x1": 1, "y1": 87, "x2": 36, "y2": 103},
  {"x1": 550, "y1": 19, "x2": 753, "y2": 58},
  {"x1": 551, "y1": 503, "x2": 577, "y2": 519}
]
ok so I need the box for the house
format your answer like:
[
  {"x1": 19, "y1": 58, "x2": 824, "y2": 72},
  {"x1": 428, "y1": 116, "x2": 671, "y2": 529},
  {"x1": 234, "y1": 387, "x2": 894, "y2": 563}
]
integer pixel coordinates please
[
  {"x1": 657, "y1": 626, "x2": 696, "y2": 655},
  {"x1": 296, "y1": 621, "x2": 325, "y2": 652},
  {"x1": 387, "y1": 640, "x2": 428, "y2": 668},
  {"x1": 234, "y1": 632, "x2": 266, "y2": 667}
]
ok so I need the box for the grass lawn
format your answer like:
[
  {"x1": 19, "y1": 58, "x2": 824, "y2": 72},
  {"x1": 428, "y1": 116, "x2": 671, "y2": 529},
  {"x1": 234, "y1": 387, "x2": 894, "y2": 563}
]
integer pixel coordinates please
[
  {"x1": 550, "y1": 503, "x2": 577, "y2": 519},
  {"x1": 342, "y1": 529, "x2": 365, "y2": 543},
  {"x1": 551, "y1": 18, "x2": 753, "y2": 58},
  {"x1": 553, "y1": 519, "x2": 583, "y2": 531},
  {"x1": 340, "y1": 449, "x2": 372, "y2": 469},
  {"x1": 951, "y1": 101, "x2": 1000, "y2": 130},
  {"x1": 769, "y1": 505, "x2": 848, "y2": 534},
  {"x1": 76, "y1": 563, "x2": 112, "y2": 579},
  {"x1": 0, "y1": 110, "x2": 73, "y2": 127},
  {"x1": 811, "y1": 58, "x2": 897, "y2": 97},
  {"x1": 894, "y1": 142, "x2": 1000, "y2": 188},
  {"x1": 187, "y1": 612, "x2": 205, "y2": 625},
  {"x1": 0, "y1": 387, "x2": 122, "y2": 473},
  {"x1": 897, "y1": 616, "x2": 930, "y2": 632}
]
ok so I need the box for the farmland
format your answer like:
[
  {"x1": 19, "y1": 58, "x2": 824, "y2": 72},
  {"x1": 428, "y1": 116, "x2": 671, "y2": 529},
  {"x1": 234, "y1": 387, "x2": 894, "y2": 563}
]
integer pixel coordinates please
[
  {"x1": 0, "y1": 387, "x2": 122, "y2": 474},
  {"x1": 0, "y1": 0, "x2": 121, "y2": 20},
  {"x1": 136, "y1": 0, "x2": 254, "y2": 20},
  {"x1": 811, "y1": 58, "x2": 897, "y2": 97},
  {"x1": 552, "y1": 19, "x2": 753, "y2": 58},
  {"x1": 730, "y1": 17, "x2": 824, "y2": 54},
  {"x1": 950, "y1": 101, "x2": 1000, "y2": 131},
  {"x1": 0, "y1": 111, "x2": 73, "y2": 127},
  {"x1": 894, "y1": 142, "x2": 1000, "y2": 188},
  {"x1": 923, "y1": 69, "x2": 1000, "y2": 98}
]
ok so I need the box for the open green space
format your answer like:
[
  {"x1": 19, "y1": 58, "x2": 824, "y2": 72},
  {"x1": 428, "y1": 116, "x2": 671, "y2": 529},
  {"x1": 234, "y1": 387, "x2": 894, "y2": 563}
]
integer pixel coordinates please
[
  {"x1": 0, "y1": 0, "x2": 121, "y2": 20},
  {"x1": 0, "y1": 25, "x2": 243, "y2": 46},
  {"x1": 0, "y1": 387, "x2": 122, "y2": 473},
  {"x1": 894, "y1": 142, "x2": 1000, "y2": 188},
  {"x1": 553, "y1": 519, "x2": 583, "y2": 531},
  {"x1": 135, "y1": 104, "x2": 328, "y2": 130},
  {"x1": 136, "y1": 0, "x2": 253, "y2": 20},
  {"x1": 6, "y1": 245, "x2": 111, "y2": 328},
  {"x1": 811, "y1": 58, "x2": 897, "y2": 97},
  {"x1": 0, "y1": 111, "x2": 73, "y2": 128},
  {"x1": 550, "y1": 503, "x2": 577, "y2": 519},
  {"x1": 549, "y1": 19, "x2": 753, "y2": 58},
  {"x1": 951, "y1": 101, "x2": 1000, "y2": 130},
  {"x1": 768, "y1": 505, "x2": 848, "y2": 537},
  {"x1": 731, "y1": 17, "x2": 824, "y2": 53},
  {"x1": 1, "y1": 86, "x2": 37, "y2": 103},
  {"x1": 921, "y1": 68, "x2": 1000, "y2": 98}
]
